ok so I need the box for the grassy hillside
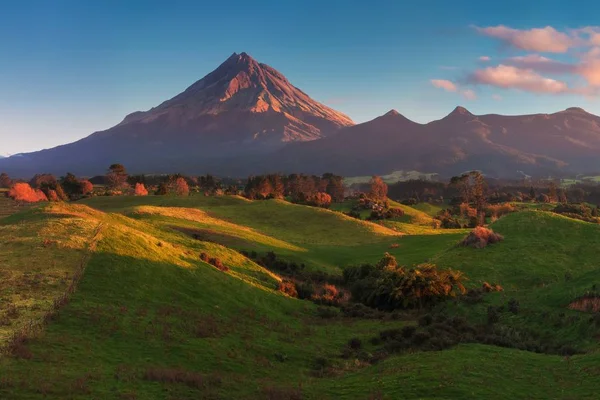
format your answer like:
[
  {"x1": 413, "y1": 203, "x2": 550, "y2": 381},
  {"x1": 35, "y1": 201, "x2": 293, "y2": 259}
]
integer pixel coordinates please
[
  {"x1": 82, "y1": 196, "x2": 464, "y2": 273},
  {"x1": 410, "y1": 202, "x2": 445, "y2": 217},
  {"x1": 1, "y1": 196, "x2": 600, "y2": 399}
]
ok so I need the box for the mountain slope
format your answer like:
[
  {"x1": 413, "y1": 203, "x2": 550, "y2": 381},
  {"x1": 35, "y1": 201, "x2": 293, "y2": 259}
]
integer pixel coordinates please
[
  {"x1": 0, "y1": 52, "x2": 353, "y2": 177},
  {"x1": 270, "y1": 106, "x2": 600, "y2": 177}
]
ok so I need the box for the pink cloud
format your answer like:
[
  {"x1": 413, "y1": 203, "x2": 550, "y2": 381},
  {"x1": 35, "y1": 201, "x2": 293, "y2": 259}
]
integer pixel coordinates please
[
  {"x1": 462, "y1": 89, "x2": 477, "y2": 100},
  {"x1": 479, "y1": 56, "x2": 491, "y2": 62},
  {"x1": 575, "y1": 47, "x2": 600, "y2": 86},
  {"x1": 475, "y1": 25, "x2": 577, "y2": 53},
  {"x1": 505, "y1": 54, "x2": 575, "y2": 74},
  {"x1": 469, "y1": 65, "x2": 569, "y2": 93},
  {"x1": 492, "y1": 94, "x2": 503, "y2": 101},
  {"x1": 430, "y1": 79, "x2": 458, "y2": 92}
]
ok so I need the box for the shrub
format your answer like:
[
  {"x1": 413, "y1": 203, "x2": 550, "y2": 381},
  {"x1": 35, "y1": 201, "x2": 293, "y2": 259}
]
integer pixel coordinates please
[
  {"x1": 312, "y1": 284, "x2": 347, "y2": 306},
  {"x1": 568, "y1": 294, "x2": 600, "y2": 313},
  {"x1": 175, "y1": 177, "x2": 189, "y2": 196},
  {"x1": 508, "y1": 298, "x2": 520, "y2": 314},
  {"x1": 486, "y1": 203, "x2": 515, "y2": 219},
  {"x1": 80, "y1": 180, "x2": 94, "y2": 196},
  {"x1": 8, "y1": 183, "x2": 47, "y2": 203},
  {"x1": 47, "y1": 189, "x2": 60, "y2": 202},
  {"x1": 199, "y1": 252, "x2": 210, "y2": 262},
  {"x1": 278, "y1": 280, "x2": 298, "y2": 298},
  {"x1": 310, "y1": 192, "x2": 332, "y2": 208},
  {"x1": 209, "y1": 257, "x2": 228, "y2": 272},
  {"x1": 0, "y1": 172, "x2": 11, "y2": 188},
  {"x1": 460, "y1": 227, "x2": 504, "y2": 249},
  {"x1": 295, "y1": 281, "x2": 315, "y2": 300},
  {"x1": 487, "y1": 306, "x2": 500, "y2": 324},
  {"x1": 134, "y1": 183, "x2": 149, "y2": 196},
  {"x1": 482, "y1": 282, "x2": 503, "y2": 292},
  {"x1": 155, "y1": 183, "x2": 168, "y2": 196},
  {"x1": 344, "y1": 254, "x2": 467, "y2": 310}
]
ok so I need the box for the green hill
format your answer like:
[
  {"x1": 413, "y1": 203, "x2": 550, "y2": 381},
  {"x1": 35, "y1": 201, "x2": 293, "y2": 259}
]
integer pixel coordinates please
[{"x1": 1, "y1": 197, "x2": 600, "y2": 399}]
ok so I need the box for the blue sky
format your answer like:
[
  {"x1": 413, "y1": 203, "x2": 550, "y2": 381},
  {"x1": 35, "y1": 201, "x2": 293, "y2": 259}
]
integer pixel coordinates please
[{"x1": 2, "y1": 0, "x2": 600, "y2": 154}]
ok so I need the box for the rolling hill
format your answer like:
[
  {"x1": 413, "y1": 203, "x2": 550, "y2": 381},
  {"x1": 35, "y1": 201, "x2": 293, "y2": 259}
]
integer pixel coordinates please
[{"x1": 2, "y1": 195, "x2": 600, "y2": 398}]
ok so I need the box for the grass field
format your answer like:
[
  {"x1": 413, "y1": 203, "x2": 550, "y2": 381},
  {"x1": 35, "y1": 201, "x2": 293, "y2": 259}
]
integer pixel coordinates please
[{"x1": 1, "y1": 194, "x2": 600, "y2": 399}]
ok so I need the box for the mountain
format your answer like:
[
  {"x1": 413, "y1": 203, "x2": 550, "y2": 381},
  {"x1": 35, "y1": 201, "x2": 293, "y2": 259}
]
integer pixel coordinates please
[
  {"x1": 0, "y1": 52, "x2": 353, "y2": 177},
  {"x1": 267, "y1": 106, "x2": 600, "y2": 178},
  {"x1": 3, "y1": 51, "x2": 600, "y2": 179}
]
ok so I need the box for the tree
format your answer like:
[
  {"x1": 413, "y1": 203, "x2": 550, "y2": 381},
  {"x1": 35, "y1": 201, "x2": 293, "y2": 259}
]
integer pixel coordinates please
[
  {"x1": 60, "y1": 173, "x2": 83, "y2": 200},
  {"x1": 54, "y1": 184, "x2": 68, "y2": 201},
  {"x1": 8, "y1": 183, "x2": 47, "y2": 203},
  {"x1": 568, "y1": 187, "x2": 586, "y2": 203},
  {"x1": 450, "y1": 171, "x2": 487, "y2": 225},
  {"x1": 369, "y1": 176, "x2": 388, "y2": 201},
  {"x1": 0, "y1": 173, "x2": 11, "y2": 188},
  {"x1": 311, "y1": 192, "x2": 332, "y2": 208},
  {"x1": 127, "y1": 175, "x2": 146, "y2": 186},
  {"x1": 323, "y1": 173, "x2": 345, "y2": 203},
  {"x1": 199, "y1": 174, "x2": 220, "y2": 193},
  {"x1": 548, "y1": 181, "x2": 558, "y2": 203},
  {"x1": 135, "y1": 183, "x2": 149, "y2": 196},
  {"x1": 106, "y1": 164, "x2": 128, "y2": 189},
  {"x1": 29, "y1": 174, "x2": 57, "y2": 189},
  {"x1": 80, "y1": 180, "x2": 94, "y2": 196},
  {"x1": 175, "y1": 177, "x2": 189, "y2": 196},
  {"x1": 155, "y1": 183, "x2": 168, "y2": 196}
]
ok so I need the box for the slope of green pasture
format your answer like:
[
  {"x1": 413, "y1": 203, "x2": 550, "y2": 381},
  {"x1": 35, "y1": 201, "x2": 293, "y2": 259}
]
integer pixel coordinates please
[
  {"x1": 0, "y1": 203, "x2": 408, "y2": 399},
  {"x1": 2, "y1": 201, "x2": 600, "y2": 398},
  {"x1": 435, "y1": 211, "x2": 600, "y2": 350},
  {"x1": 410, "y1": 202, "x2": 445, "y2": 217},
  {"x1": 82, "y1": 196, "x2": 464, "y2": 272}
]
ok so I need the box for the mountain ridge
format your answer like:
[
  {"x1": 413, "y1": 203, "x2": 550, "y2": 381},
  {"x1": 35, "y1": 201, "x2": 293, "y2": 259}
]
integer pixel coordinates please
[{"x1": 1, "y1": 51, "x2": 600, "y2": 178}]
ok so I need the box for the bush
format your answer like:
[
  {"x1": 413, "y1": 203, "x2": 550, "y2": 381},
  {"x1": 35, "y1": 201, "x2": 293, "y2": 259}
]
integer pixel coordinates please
[
  {"x1": 460, "y1": 227, "x2": 504, "y2": 249},
  {"x1": 199, "y1": 252, "x2": 210, "y2": 262},
  {"x1": 482, "y1": 282, "x2": 503, "y2": 292},
  {"x1": 134, "y1": 183, "x2": 149, "y2": 196},
  {"x1": 487, "y1": 306, "x2": 500, "y2": 324},
  {"x1": 8, "y1": 183, "x2": 47, "y2": 203},
  {"x1": 295, "y1": 281, "x2": 316, "y2": 300},
  {"x1": 344, "y1": 254, "x2": 467, "y2": 310},
  {"x1": 508, "y1": 298, "x2": 520, "y2": 314},
  {"x1": 312, "y1": 284, "x2": 347, "y2": 306},
  {"x1": 278, "y1": 280, "x2": 298, "y2": 298},
  {"x1": 209, "y1": 257, "x2": 228, "y2": 272}
]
